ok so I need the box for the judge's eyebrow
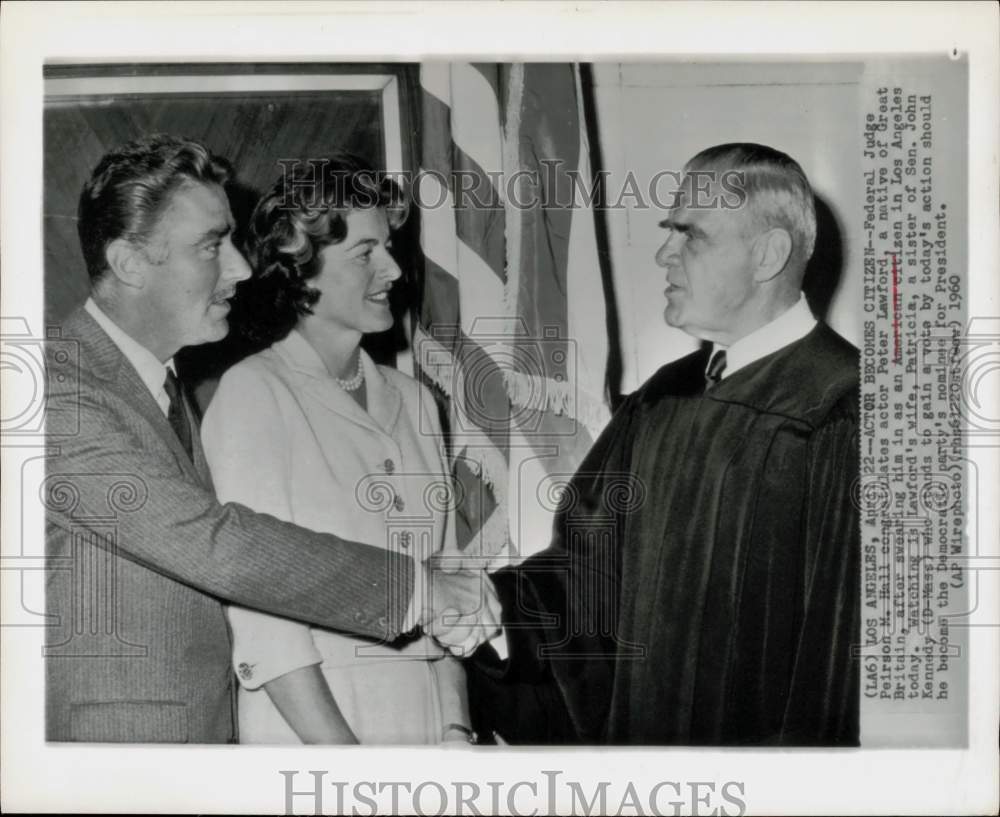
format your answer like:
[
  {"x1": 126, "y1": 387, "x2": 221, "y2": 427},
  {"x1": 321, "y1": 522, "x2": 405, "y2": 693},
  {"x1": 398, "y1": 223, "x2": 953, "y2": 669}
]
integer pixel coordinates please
[
  {"x1": 196, "y1": 224, "x2": 232, "y2": 245},
  {"x1": 658, "y1": 217, "x2": 700, "y2": 238}
]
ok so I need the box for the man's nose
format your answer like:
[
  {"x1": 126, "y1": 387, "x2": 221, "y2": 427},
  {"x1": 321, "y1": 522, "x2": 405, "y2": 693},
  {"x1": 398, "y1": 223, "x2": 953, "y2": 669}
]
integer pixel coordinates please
[
  {"x1": 655, "y1": 238, "x2": 675, "y2": 267},
  {"x1": 654, "y1": 227, "x2": 685, "y2": 267},
  {"x1": 223, "y1": 242, "x2": 252, "y2": 283}
]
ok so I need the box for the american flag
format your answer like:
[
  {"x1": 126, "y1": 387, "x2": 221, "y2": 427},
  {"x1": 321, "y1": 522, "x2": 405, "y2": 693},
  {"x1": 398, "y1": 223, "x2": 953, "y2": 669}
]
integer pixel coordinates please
[{"x1": 414, "y1": 63, "x2": 611, "y2": 567}]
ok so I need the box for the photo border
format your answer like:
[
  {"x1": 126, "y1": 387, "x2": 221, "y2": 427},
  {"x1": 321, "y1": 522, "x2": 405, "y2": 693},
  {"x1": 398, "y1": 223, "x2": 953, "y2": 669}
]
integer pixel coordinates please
[{"x1": 2, "y1": 2, "x2": 997, "y2": 814}]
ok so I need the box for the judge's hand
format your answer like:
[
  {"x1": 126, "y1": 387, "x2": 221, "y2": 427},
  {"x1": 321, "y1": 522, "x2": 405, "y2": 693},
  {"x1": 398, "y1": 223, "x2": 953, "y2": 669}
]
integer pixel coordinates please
[{"x1": 421, "y1": 555, "x2": 501, "y2": 657}]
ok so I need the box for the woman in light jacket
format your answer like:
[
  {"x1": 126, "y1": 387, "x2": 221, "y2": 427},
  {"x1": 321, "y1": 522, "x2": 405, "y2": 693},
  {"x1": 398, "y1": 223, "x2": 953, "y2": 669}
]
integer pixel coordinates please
[{"x1": 201, "y1": 155, "x2": 471, "y2": 744}]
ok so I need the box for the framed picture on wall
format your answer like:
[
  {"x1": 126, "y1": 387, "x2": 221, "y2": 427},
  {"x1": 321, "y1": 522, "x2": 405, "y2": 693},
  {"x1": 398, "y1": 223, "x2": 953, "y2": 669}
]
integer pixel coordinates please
[{"x1": 43, "y1": 63, "x2": 420, "y2": 395}]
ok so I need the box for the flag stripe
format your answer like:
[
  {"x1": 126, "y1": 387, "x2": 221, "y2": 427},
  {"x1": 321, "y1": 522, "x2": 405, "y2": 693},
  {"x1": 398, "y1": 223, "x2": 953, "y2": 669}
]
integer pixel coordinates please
[
  {"x1": 510, "y1": 64, "x2": 579, "y2": 379},
  {"x1": 469, "y1": 63, "x2": 502, "y2": 113},
  {"x1": 415, "y1": 62, "x2": 610, "y2": 562},
  {"x1": 450, "y1": 64, "x2": 504, "y2": 183},
  {"x1": 419, "y1": 63, "x2": 453, "y2": 110},
  {"x1": 420, "y1": 257, "x2": 461, "y2": 328},
  {"x1": 420, "y1": 89, "x2": 454, "y2": 180},
  {"x1": 452, "y1": 144, "x2": 506, "y2": 283},
  {"x1": 417, "y1": 173, "x2": 459, "y2": 277},
  {"x1": 418, "y1": 62, "x2": 512, "y2": 559},
  {"x1": 421, "y1": 80, "x2": 506, "y2": 286}
]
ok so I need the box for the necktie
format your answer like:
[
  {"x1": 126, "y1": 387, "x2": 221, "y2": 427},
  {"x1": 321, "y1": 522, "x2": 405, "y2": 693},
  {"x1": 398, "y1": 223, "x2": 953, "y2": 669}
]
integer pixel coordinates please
[
  {"x1": 705, "y1": 349, "x2": 727, "y2": 390},
  {"x1": 163, "y1": 368, "x2": 193, "y2": 460}
]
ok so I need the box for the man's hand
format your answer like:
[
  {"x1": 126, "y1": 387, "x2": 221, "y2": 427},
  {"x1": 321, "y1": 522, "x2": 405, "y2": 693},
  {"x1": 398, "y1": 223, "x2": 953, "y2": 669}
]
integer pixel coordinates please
[{"x1": 421, "y1": 555, "x2": 502, "y2": 657}]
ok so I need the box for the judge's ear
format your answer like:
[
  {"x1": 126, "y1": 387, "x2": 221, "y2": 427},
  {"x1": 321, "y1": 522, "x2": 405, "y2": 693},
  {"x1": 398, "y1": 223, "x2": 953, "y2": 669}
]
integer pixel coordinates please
[
  {"x1": 105, "y1": 238, "x2": 148, "y2": 289},
  {"x1": 751, "y1": 228, "x2": 793, "y2": 283}
]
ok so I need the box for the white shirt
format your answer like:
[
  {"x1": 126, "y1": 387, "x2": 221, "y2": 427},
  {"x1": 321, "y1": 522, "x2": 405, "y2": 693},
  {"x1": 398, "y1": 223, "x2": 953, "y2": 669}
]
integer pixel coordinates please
[
  {"x1": 709, "y1": 294, "x2": 817, "y2": 380},
  {"x1": 85, "y1": 297, "x2": 174, "y2": 417}
]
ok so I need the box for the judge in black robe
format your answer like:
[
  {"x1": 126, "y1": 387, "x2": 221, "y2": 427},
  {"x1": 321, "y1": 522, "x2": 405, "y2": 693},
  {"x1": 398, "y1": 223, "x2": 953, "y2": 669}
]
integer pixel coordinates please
[
  {"x1": 463, "y1": 143, "x2": 860, "y2": 747},
  {"x1": 470, "y1": 323, "x2": 859, "y2": 745}
]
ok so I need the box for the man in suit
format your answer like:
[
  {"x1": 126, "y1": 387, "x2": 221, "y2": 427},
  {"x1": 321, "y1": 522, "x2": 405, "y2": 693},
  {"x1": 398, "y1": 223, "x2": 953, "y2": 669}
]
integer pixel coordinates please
[
  {"x1": 452, "y1": 143, "x2": 861, "y2": 746},
  {"x1": 44, "y1": 133, "x2": 494, "y2": 743}
]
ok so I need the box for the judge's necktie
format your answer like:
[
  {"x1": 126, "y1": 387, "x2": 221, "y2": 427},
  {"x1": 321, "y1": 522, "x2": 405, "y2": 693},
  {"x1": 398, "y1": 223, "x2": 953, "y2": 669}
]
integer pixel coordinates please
[
  {"x1": 704, "y1": 349, "x2": 727, "y2": 391},
  {"x1": 163, "y1": 368, "x2": 194, "y2": 461}
]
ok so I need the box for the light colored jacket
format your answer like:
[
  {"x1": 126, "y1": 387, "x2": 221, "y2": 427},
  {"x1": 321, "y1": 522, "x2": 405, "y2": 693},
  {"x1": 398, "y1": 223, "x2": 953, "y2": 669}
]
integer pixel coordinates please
[{"x1": 201, "y1": 330, "x2": 456, "y2": 687}]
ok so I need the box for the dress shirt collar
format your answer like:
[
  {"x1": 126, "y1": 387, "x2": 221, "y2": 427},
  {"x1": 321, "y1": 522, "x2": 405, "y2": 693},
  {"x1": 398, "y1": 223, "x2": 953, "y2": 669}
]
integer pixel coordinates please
[
  {"x1": 710, "y1": 294, "x2": 817, "y2": 380},
  {"x1": 85, "y1": 297, "x2": 174, "y2": 416}
]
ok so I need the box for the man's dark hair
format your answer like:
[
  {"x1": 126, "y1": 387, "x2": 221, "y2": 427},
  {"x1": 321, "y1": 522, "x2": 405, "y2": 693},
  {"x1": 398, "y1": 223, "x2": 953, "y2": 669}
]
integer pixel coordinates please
[
  {"x1": 77, "y1": 133, "x2": 232, "y2": 282},
  {"x1": 236, "y1": 153, "x2": 408, "y2": 346}
]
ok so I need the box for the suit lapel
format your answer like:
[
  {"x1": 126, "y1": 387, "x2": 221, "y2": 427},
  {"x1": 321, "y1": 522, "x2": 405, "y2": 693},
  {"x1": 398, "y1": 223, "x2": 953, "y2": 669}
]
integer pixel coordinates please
[
  {"x1": 67, "y1": 308, "x2": 206, "y2": 483},
  {"x1": 183, "y1": 387, "x2": 213, "y2": 487}
]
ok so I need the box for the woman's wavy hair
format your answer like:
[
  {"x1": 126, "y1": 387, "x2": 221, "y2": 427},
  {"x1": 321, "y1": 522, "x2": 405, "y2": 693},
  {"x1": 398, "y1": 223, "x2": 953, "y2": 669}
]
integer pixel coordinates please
[{"x1": 236, "y1": 153, "x2": 408, "y2": 345}]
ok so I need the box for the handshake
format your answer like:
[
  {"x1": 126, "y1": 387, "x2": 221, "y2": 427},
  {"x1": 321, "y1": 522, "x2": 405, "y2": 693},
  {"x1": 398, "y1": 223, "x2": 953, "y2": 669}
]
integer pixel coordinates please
[{"x1": 414, "y1": 555, "x2": 503, "y2": 657}]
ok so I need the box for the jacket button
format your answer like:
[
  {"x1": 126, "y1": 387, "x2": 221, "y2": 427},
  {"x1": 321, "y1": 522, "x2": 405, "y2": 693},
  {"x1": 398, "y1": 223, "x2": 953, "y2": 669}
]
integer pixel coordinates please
[
  {"x1": 393, "y1": 494, "x2": 405, "y2": 512},
  {"x1": 238, "y1": 662, "x2": 254, "y2": 680},
  {"x1": 383, "y1": 458, "x2": 395, "y2": 474}
]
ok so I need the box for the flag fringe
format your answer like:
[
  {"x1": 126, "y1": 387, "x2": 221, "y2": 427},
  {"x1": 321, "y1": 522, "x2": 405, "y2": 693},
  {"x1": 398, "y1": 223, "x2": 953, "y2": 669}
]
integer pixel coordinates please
[
  {"x1": 412, "y1": 324, "x2": 456, "y2": 397},
  {"x1": 477, "y1": 506, "x2": 514, "y2": 569},
  {"x1": 454, "y1": 443, "x2": 511, "y2": 560},
  {"x1": 414, "y1": 328, "x2": 510, "y2": 510},
  {"x1": 502, "y1": 369, "x2": 610, "y2": 433},
  {"x1": 455, "y1": 437, "x2": 509, "y2": 499},
  {"x1": 458, "y1": 501, "x2": 511, "y2": 568},
  {"x1": 416, "y1": 324, "x2": 609, "y2": 436}
]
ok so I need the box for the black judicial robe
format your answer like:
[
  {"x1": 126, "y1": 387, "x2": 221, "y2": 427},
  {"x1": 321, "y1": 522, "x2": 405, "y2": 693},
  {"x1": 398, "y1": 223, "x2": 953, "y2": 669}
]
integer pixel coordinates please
[{"x1": 471, "y1": 323, "x2": 860, "y2": 746}]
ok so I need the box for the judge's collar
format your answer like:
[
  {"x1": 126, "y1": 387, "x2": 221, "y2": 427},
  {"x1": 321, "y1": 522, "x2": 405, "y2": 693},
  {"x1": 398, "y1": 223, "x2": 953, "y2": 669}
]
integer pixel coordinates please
[{"x1": 708, "y1": 295, "x2": 817, "y2": 381}]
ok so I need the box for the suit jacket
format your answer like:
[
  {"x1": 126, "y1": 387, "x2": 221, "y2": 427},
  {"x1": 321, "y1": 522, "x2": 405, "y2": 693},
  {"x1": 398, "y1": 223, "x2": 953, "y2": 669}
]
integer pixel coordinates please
[{"x1": 44, "y1": 308, "x2": 415, "y2": 743}]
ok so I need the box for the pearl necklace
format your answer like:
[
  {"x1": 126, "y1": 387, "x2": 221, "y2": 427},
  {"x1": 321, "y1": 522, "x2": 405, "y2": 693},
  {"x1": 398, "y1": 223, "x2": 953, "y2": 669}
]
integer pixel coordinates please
[{"x1": 335, "y1": 354, "x2": 365, "y2": 392}]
